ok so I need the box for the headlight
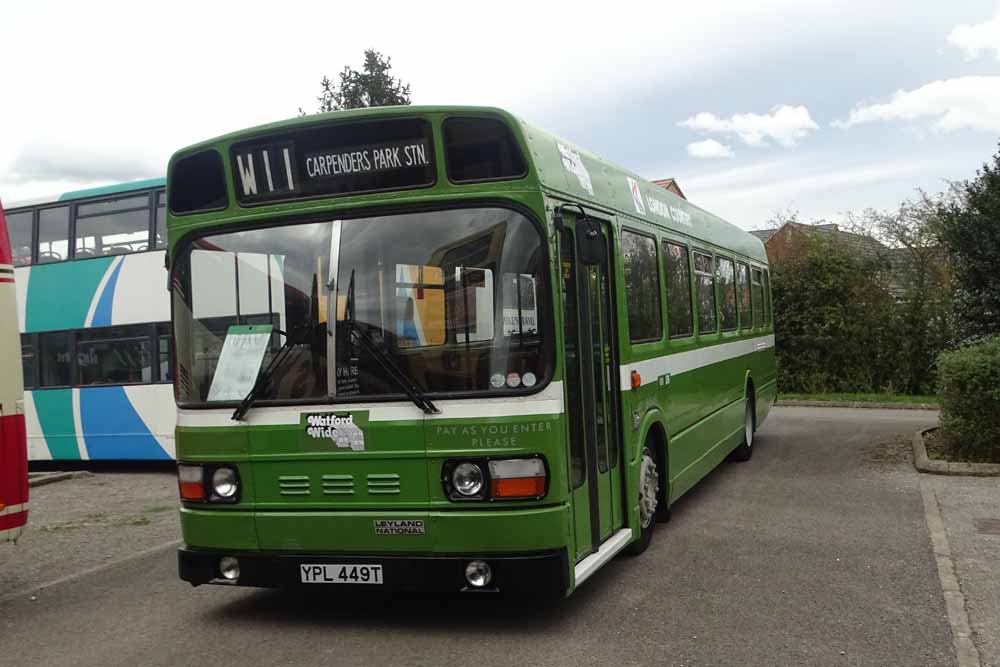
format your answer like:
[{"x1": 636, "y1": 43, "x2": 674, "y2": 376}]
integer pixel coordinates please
[
  {"x1": 219, "y1": 556, "x2": 240, "y2": 581},
  {"x1": 465, "y1": 560, "x2": 492, "y2": 588},
  {"x1": 211, "y1": 467, "x2": 239, "y2": 500},
  {"x1": 451, "y1": 462, "x2": 484, "y2": 497}
]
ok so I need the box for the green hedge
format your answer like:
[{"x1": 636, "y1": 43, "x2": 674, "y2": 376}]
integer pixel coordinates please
[{"x1": 937, "y1": 336, "x2": 1000, "y2": 462}]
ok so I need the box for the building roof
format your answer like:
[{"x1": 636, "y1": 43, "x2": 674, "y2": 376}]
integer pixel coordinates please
[{"x1": 765, "y1": 222, "x2": 888, "y2": 259}]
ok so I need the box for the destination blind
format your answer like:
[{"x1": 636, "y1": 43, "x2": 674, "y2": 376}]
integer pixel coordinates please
[{"x1": 230, "y1": 118, "x2": 435, "y2": 205}]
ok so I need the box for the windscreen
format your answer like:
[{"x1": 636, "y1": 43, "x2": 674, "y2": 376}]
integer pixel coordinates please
[{"x1": 172, "y1": 207, "x2": 550, "y2": 404}]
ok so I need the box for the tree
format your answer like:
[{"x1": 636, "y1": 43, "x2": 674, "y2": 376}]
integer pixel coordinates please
[
  {"x1": 301, "y1": 50, "x2": 411, "y2": 115},
  {"x1": 846, "y1": 194, "x2": 955, "y2": 394},
  {"x1": 937, "y1": 143, "x2": 1000, "y2": 341}
]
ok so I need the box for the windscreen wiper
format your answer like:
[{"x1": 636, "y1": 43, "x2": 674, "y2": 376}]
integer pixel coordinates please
[
  {"x1": 344, "y1": 321, "x2": 440, "y2": 415},
  {"x1": 232, "y1": 324, "x2": 314, "y2": 422},
  {"x1": 340, "y1": 269, "x2": 440, "y2": 415}
]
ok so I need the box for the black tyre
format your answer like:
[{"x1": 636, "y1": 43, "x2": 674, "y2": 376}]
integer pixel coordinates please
[
  {"x1": 625, "y1": 445, "x2": 659, "y2": 556},
  {"x1": 729, "y1": 396, "x2": 755, "y2": 462}
]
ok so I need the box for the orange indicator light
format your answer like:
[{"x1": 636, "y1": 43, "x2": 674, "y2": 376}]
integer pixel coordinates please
[
  {"x1": 631, "y1": 370, "x2": 642, "y2": 390},
  {"x1": 491, "y1": 476, "x2": 547, "y2": 498},
  {"x1": 179, "y1": 481, "x2": 205, "y2": 501},
  {"x1": 178, "y1": 464, "x2": 205, "y2": 501}
]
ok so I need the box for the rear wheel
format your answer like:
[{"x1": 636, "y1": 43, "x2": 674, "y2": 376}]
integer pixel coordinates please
[
  {"x1": 626, "y1": 446, "x2": 659, "y2": 556},
  {"x1": 730, "y1": 396, "x2": 755, "y2": 462}
]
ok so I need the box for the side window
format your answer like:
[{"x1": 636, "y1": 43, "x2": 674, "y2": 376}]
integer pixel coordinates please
[
  {"x1": 37, "y1": 206, "x2": 70, "y2": 264},
  {"x1": 21, "y1": 335, "x2": 36, "y2": 389},
  {"x1": 77, "y1": 325, "x2": 153, "y2": 385},
  {"x1": 693, "y1": 252, "x2": 717, "y2": 334},
  {"x1": 75, "y1": 195, "x2": 152, "y2": 258},
  {"x1": 157, "y1": 322, "x2": 173, "y2": 382},
  {"x1": 6, "y1": 210, "x2": 34, "y2": 267},
  {"x1": 763, "y1": 269, "x2": 772, "y2": 328},
  {"x1": 737, "y1": 262, "x2": 752, "y2": 330},
  {"x1": 752, "y1": 268, "x2": 764, "y2": 328},
  {"x1": 154, "y1": 191, "x2": 168, "y2": 249},
  {"x1": 622, "y1": 231, "x2": 662, "y2": 342},
  {"x1": 663, "y1": 242, "x2": 693, "y2": 338},
  {"x1": 717, "y1": 257, "x2": 737, "y2": 331},
  {"x1": 39, "y1": 331, "x2": 72, "y2": 387}
]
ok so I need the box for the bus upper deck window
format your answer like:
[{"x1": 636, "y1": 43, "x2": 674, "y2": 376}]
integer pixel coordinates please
[
  {"x1": 444, "y1": 117, "x2": 527, "y2": 183},
  {"x1": 169, "y1": 150, "x2": 228, "y2": 215},
  {"x1": 5, "y1": 210, "x2": 34, "y2": 266}
]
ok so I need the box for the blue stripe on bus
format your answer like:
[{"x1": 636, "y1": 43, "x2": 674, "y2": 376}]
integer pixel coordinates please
[
  {"x1": 79, "y1": 386, "x2": 171, "y2": 460},
  {"x1": 91, "y1": 258, "x2": 124, "y2": 327}
]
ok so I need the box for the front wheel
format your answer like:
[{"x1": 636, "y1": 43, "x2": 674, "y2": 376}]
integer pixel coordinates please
[
  {"x1": 626, "y1": 446, "x2": 659, "y2": 556},
  {"x1": 729, "y1": 397, "x2": 755, "y2": 462}
]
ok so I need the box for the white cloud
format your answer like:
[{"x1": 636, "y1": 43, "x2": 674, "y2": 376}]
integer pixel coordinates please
[
  {"x1": 687, "y1": 139, "x2": 735, "y2": 159},
  {"x1": 678, "y1": 105, "x2": 819, "y2": 148},
  {"x1": 948, "y1": 10, "x2": 1000, "y2": 60},
  {"x1": 6, "y1": 140, "x2": 162, "y2": 185},
  {"x1": 678, "y1": 155, "x2": 954, "y2": 229},
  {"x1": 833, "y1": 76, "x2": 1000, "y2": 132}
]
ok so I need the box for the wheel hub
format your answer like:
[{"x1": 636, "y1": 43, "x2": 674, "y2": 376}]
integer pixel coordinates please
[{"x1": 639, "y1": 454, "x2": 659, "y2": 529}]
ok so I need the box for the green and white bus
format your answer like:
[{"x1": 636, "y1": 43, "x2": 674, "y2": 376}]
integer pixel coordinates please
[{"x1": 169, "y1": 106, "x2": 775, "y2": 596}]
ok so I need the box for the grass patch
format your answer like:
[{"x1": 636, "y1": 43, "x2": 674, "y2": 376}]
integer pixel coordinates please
[
  {"x1": 37, "y1": 519, "x2": 91, "y2": 533},
  {"x1": 37, "y1": 512, "x2": 156, "y2": 533},
  {"x1": 117, "y1": 515, "x2": 152, "y2": 527},
  {"x1": 925, "y1": 428, "x2": 1000, "y2": 464},
  {"x1": 142, "y1": 504, "x2": 177, "y2": 514},
  {"x1": 779, "y1": 392, "x2": 938, "y2": 405}
]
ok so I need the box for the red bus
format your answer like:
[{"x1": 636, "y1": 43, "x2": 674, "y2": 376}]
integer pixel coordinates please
[{"x1": 0, "y1": 200, "x2": 28, "y2": 541}]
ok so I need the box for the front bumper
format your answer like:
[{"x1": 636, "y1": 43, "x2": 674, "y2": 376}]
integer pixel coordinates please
[{"x1": 178, "y1": 546, "x2": 569, "y2": 595}]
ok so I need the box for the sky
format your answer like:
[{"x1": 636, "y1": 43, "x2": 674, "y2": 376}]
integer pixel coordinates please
[{"x1": 2, "y1": 0, "x2": 999, "y2": 229}]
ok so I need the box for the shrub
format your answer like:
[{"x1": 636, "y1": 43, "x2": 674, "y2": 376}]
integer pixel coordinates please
[
  {"x1": 936, "y1": 336, "x2": 1000, "y2": 462},
  {"x1": 772, "y1": 232, "x2": 901, "y2": 394}
]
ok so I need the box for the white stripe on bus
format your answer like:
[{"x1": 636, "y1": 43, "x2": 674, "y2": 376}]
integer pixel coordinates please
[
  {"x1": 0, "y1": 503, "x2": 28, "y2": 517},
  {"x1": 619, "y1": 334, "x2": 774, "y2": 391},
  {"x1": 177, "y1": 381, "x2": 566, "y2": 427},
  {"x1": 175, "y1": 334, "x2": 774, "y2": 429},
  {"x1": 71, "y1": 388, "x2": 90, "y2": 461}
]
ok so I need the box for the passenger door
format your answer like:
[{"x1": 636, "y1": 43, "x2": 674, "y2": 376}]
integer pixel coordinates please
[{"x1": 559, "y1": 214, "x2": 624, "y2": 560}]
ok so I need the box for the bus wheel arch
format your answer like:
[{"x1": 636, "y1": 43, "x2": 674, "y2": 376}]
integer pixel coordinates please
[
  {"x1": 745, "y1": 375, "x2": 757, "y2": 432},
  {"x1": 730, "y1": 375, "x2": 756, "y2": 462}
]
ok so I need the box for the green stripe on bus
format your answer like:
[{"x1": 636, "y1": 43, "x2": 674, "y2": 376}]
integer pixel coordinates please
[
  {"x1": 32, "y1": 389, "x2": 80, "y2": 460},
  {"x1": 24, "y1": 257, "x2": 113, "y2": 332},
  {"x1": 58, "y1": 177, "x2": 165, "y2": 202}
]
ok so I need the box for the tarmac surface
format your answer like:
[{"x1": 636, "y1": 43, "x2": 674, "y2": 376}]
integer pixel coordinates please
[{"x1": 2, "y1": 407, "x2": 980, "y2": 666}]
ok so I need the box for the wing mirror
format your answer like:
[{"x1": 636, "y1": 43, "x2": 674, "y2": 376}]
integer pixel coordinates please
[{"x1": 577, "y1": 220, "x2": 606, "y2": 266}]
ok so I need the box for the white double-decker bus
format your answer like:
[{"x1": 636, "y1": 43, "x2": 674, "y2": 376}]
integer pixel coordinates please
[{"x1": 5, "y1": 179, "x2": 175, "y2": 461}]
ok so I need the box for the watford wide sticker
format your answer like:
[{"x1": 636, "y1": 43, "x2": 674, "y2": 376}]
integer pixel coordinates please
[{"x1": 305, "y1": 413, "x2": 365, "y2": 451}]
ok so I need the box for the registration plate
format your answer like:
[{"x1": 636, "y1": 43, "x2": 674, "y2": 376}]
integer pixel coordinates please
[{"x1": 300, "y1": 563, "x2": 383, "y2": 585}]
